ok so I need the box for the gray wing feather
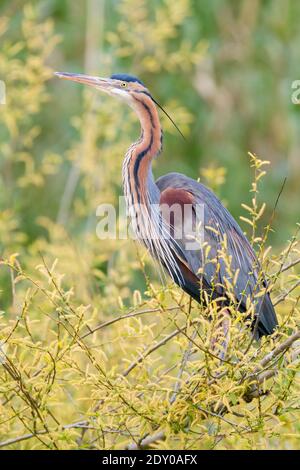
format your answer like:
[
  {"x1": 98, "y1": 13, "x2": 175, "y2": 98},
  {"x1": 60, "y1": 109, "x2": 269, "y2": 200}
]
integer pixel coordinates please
[{"x1": 156, "y1": 172, "x2": 277, "y2": 336}]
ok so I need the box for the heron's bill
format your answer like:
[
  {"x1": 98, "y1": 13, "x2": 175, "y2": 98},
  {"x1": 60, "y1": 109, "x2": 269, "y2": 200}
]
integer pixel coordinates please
[{"x1": 54, "y1": 72, "x2": 112, "y2": 90}]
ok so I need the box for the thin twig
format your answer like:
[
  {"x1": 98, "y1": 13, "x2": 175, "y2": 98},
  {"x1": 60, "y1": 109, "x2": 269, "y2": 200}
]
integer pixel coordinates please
[
  {"x1": 126, "y1": 431, "x2": 165, "y2": 450},
  {"x1": 122, "y1": 326, "x2": 187, "y2": 377},
  {"x1": 80, "y1": 304, "x2": 185, "y2": 340},
  {"x1": 260, "y1": 331, "x2": 300, "y2": 368},
  {"x1": 169, "y1": 329, "x2": 198, "y2": 405},
  {"x1": 274, "y1": 257, "x2": 300, "y2": 276},
  {"x1": 0, "y1": 420, "x2": 88, "y2": 449},
  {"x1": 274, "y1": 280, "x2": 300, "y2": 306}
]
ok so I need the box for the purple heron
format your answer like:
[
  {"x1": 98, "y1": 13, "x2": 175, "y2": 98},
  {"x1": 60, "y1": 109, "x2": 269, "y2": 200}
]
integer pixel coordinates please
[{"x1": 55, "y1": 72, "x2": 277, "y2": 339}]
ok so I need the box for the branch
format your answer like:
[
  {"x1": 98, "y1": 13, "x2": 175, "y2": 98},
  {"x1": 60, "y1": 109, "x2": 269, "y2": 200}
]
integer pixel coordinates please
[
  {"x1": 274, "y1": 280, "x2": 300, "y2": 306},
  {"x1": 122, "y1": 326, "x2": 186, "y2": 377},
  {"x1": 260, "y1": 331, "x2": 300, "y2": 368},
  {"x1": 0, "y1": 420, "x2": 89, "y2": 449},
  {"x1": 169, "y1": 329, "x2": 197, "y2": 405},
  {"x1": 124, "y1": 330, "x2": 300, "y2": 449},
  {"x1": 126, "y1": 431, "x2": 165, "y2": 450},
  {"x1": 80, "y1": 304, "x2": 184, "y2": 340},
  {"x1": 242, "y1": 330, "x2": 300, "y2": 402},
  {"x1": 278, "y1": 257, "x2": 300, "y2": 275}
]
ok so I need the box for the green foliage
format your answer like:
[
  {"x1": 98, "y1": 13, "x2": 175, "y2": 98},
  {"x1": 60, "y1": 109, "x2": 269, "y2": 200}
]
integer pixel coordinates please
[{"x1": 0, "y1": 0, "x2": 299, "y2": 450}]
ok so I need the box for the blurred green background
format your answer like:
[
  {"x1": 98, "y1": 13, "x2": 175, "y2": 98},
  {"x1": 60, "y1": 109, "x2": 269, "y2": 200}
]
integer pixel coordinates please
[
  {"x1": 0, "y1": 0, "x2": 299, "y2": 303},
  {"x1": 1, "y1": 0, "x2": 300, "y2": 450}
]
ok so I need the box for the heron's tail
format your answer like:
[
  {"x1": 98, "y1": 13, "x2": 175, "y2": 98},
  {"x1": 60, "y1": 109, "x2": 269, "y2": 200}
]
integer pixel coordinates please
[{"x1": 255, "y1": 292, "x2": 278, "y2": 338}]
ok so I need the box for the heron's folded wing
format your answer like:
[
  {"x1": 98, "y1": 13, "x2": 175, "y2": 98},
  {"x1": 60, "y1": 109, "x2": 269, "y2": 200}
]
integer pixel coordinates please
[{"x1": 157, "y1": 172, "x2": 277, "y2": 336}]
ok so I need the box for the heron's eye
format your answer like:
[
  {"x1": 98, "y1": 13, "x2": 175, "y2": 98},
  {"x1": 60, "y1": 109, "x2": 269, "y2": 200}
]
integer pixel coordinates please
[{"x1": 120, "y1": 82, "x2": 127, "y2": 88}]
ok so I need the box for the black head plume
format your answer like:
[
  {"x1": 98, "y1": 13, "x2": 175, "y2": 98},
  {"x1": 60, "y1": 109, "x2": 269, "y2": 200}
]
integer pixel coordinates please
[{"x1": 152, "y1": 97, "x2": 186, "y2": 142}]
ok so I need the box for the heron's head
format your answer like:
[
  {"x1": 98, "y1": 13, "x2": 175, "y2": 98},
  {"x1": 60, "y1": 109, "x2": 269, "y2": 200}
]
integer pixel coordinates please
[
  {"x1": 54, "y1": 72, "x2": 151, "y2": 108},
  {"x1": 55, "y1": 71, "x2": 185, "y2": 139}
]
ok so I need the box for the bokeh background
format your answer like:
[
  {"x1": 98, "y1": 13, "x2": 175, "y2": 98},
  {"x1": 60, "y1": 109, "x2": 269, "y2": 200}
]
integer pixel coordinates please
[
  {"x1": 1, "y1": 0, "x2": 300, "y2": 306},
  {"x1": 0, "y1": 0, "x2": 300, "y2": 450}
]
